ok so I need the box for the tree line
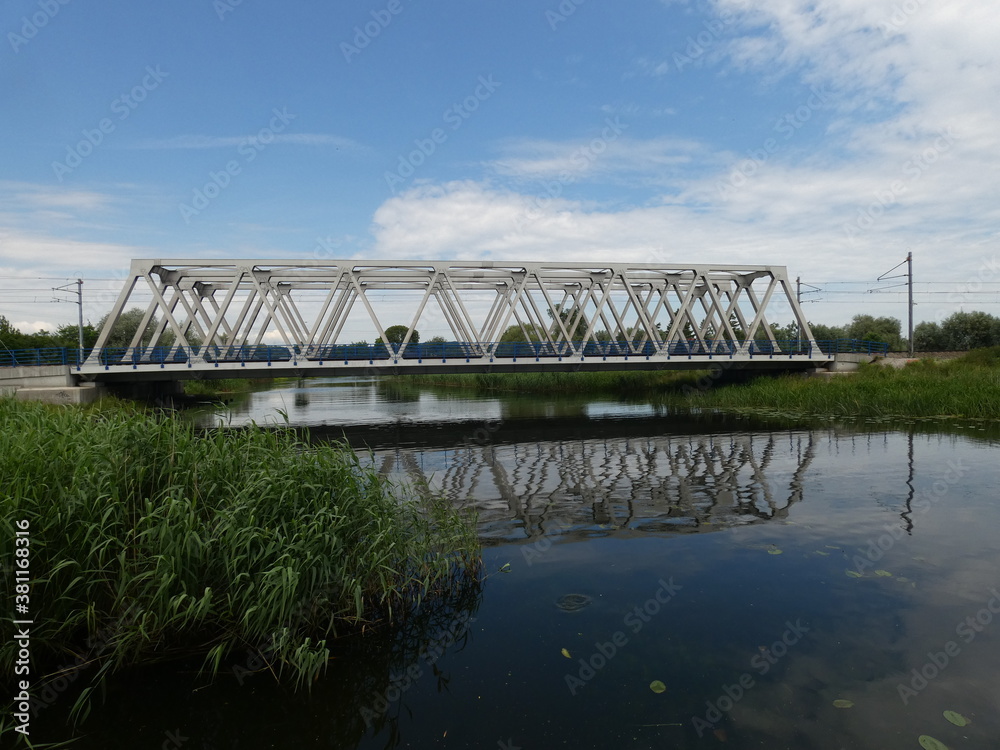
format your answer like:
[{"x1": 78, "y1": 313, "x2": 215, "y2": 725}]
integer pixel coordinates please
[{"x1": 3, "y1": 309, "x2": 1000, "y2": 354}]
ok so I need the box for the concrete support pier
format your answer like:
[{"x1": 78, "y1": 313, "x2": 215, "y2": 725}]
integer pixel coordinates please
[{"x1": 0, "y1": 365, "x2": 107, "y2": 404}]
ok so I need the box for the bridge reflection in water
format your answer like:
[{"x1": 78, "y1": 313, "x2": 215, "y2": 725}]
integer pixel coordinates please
[{"x1": 371, "y1": 431, "x2": 816, "y2": 543}]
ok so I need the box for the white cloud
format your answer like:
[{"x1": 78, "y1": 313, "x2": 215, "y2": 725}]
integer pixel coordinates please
[
  {"x1": 488, "y1": 135, "x2": 706, "y2": 184},
  {"x1": 367, "y1": 0, "x2": 1000, "y2": 325},
  {"x1": 0, "y1": 183, "x2": 150, "y2": 329}
]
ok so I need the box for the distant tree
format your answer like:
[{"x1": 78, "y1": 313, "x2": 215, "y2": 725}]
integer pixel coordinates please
[
  {"x1": 428, "y1": 335, "x2": 447, "y2": 343},
  {"x1": 95, "y1": 307, "x2": 212, "y2": 349},
  {"x1": 807, "y1": 322, "x2": 847, "y2": 342},
  {"x1": 381, "y1": 325, "x2": 419, "y2": 345},
  {"x1": 52, "y1": 323, "x2": 100, "y2": 349},
  {"x1": 846, "y1": 314, "x2": 903, "y2": 350},
  {"x1": 499, "y1": 324, "x2": 544, "y2": 342},
  {"x1": 753, "y1": 322, "x2": 794, "y2": 342},
  {"x1": 940, "y1": 311, "x2": 1000, "y2": 350},
  {"x1": 0, "y1": 316, "x2": 34, "y2": 350},
  {"x1": 913, "y1": 321, "x2": 947, "y2": 351},
  {"x1": 97, "y1": 308, "x2": 157, "y2": 348},
  {"x1": 547, "y1": 303, "x2": 589, "y2": 340}
]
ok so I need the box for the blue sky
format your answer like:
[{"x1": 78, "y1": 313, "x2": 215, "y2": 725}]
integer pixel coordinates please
[{"x1": 2, "y1": 0, "x2": 999, "y2": 333}]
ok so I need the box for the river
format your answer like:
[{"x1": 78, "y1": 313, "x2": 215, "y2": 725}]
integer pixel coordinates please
[{"x1": 38, "y1": 377, "x2": 1000, "y2": 749}]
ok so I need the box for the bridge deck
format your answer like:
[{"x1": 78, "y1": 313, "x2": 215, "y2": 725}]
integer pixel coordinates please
[
  {"x1": 0, "y1": 339, "x2": 893, "y2": 384},
  {"x1": 64, "y1": 340, "x2": 844, "y2": 382}
]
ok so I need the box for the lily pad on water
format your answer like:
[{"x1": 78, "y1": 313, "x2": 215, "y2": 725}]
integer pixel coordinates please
[
  {"x1": 815, "y1": 550, "x2": 831, "y2": 556},
  {"x1": 555, "y1": 593, "x2": 593, "y2": 612},
  {"x1": 560, "y1": 648, "x2": 571, "y2": 659},
  {"x1": 874, "y1": 569, "x2": 893, "y2": 577},
  {"x1": 846, "y1": 570, "x2": 863, "y2": 578},
  {"x1": 767, "y1": 546, "x2": 783, "y2": 555},
  {"x1": 649, "y1": 680, "x2": 666, "y2": 694},
  {"x1": 918, "y1": 736, "x2": 949, "y2": 750},
  {"x1": 943, "y1": 710, "x2": 970, "y2": 727},
  {"x1": 832, "y1": 699, "x2": 854, "y2": 708}
]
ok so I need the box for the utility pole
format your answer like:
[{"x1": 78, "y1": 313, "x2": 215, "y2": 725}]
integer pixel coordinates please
[
  {"x1": 907, "y1": 252, "x2": 914, "y2": 357},
  {"x1": 77, "y1": 279, "x2": 84, "y2": 358},
  {"x1": 876, "y1": 254, "x2": 913, "y2": 354},
  {"x1": 54, "y1": 279, "x2": 84, "y2": 362}
]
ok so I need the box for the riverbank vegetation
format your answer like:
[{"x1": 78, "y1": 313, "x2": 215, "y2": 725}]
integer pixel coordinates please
[
  {"x1": 672, "y1": 349, "x2": 1000, "y2": 421},
  {"x1": 393, "y1": 370, "x2": 694, "y2": 394},
  {"x1": 0, "y1": 398, "x2": 481, "y2": 721},
  {"x1": 181, "y1": 376, "x2": 279, "y2": 397},
  {"x1": 397, "y1": 348, "x2": 1000, "y2": 421}
]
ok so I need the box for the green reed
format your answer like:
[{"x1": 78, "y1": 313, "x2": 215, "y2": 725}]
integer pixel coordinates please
[
  {"x1": 394, "y1": 370, "x2": 693, "y2": 394},
  {"x1": 672, "y1": 350, "x2": 1000, "y2": 420},
  {"x1": 394, "y1": 348, "x2": 1000, "y2": 420},
  {"x1": 0, "y1": 398, "x2": 480, "y2": 722}
]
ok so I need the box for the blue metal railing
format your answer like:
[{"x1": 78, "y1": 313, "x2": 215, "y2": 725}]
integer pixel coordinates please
[
  {"x1": 0, "y1": 338, "x2": 890, "y2": 369},
  {"x1": 0, "y1": 347, "x2": 84, "y2": 367}
]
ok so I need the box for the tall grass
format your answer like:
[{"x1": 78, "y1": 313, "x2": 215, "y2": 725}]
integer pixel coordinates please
[
  {"x1": 0, "y1": 398, "x2": 480, "y2": 722},
  {"x1": 671, "y1": 351, "x2": 1000, "y2": 420},
  {"x1": 181, "y1": 376, "x2": 279, "y2": 396},
  {"x1": 395, "y1": 370, "x2": 695, "y2": 394},
  {"x1": 397, "y1": 348, "x2": 1000, "y2": 421}
]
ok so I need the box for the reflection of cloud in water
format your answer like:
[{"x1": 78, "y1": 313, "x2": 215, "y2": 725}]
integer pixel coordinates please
[{"x1": 372, "y1": 432, "x2": 817, "y2": 542}]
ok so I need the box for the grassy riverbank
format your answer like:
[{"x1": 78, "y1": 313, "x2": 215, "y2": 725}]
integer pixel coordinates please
[
  {"x1": 392, "y1": 370, "x2": 694, "y2": 394},
  {"x1": 672, "y1": 349, "x2": 1000, "y2": 420},
  {"x1": 677, "y1": 361, "x2": 999, "y2": 420},
  {"x1": 0, "y1": 398, "x2": 480, "y2": 721},
  {"x1": 396, "y1": 349, "x2": 1000, "y2": 421},
  {"x1": 181, "y1": 376, "x2": 282, "y2": 397}
]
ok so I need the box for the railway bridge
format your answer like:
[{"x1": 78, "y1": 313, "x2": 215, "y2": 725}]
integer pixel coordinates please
[{"x1": 2, "y1": 259, "x2": 885, "y2": 401}]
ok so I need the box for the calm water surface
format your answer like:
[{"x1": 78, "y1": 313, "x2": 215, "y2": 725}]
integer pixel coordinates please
[{"x1": 42, "y1": 378, "x2": 1000, "y2": 749}]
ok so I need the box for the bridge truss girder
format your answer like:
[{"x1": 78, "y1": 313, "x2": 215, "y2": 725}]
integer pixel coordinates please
[{"x1": 86, "y1": 260, "x2": 817, "y2": 368}]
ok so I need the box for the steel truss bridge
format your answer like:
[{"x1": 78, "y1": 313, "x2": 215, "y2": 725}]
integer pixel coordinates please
[{"x1": 74, "y1": 259, "x2": 841, "y2": 382}]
